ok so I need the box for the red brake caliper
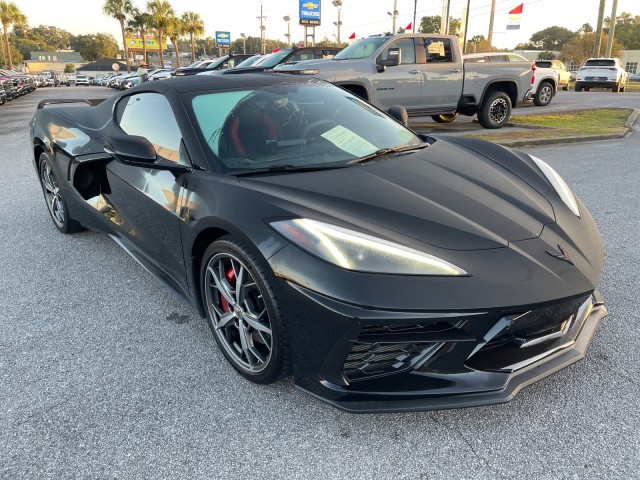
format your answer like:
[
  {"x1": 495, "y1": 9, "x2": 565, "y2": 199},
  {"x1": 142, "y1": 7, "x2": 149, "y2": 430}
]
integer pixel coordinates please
[{"x1": 219, "y1": 265, "x2": 236, "y2": 312}]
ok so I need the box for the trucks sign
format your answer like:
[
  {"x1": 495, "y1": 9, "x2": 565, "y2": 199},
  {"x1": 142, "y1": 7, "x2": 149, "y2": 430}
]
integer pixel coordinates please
[
  {"x1": 299, "y1": 0, "x2": 321, "y2": 26},
  {"x1": 215, "y1": 31, "x2": 231, "y2": 46}
]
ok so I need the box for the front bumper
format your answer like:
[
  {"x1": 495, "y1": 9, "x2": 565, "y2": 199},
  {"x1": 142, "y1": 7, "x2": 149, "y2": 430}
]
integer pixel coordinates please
[{"x1": 288, "y1": 286, "x2": 606, "y2": 413}]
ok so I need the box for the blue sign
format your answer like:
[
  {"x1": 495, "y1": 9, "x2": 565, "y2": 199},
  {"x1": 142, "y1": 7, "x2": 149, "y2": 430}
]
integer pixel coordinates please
[
  {"x1": 299, "y1": 0, "x2": 321, "y2": 26},
  {"x1": 215, "y1": 31, "x2": 231, "y2": 46}
]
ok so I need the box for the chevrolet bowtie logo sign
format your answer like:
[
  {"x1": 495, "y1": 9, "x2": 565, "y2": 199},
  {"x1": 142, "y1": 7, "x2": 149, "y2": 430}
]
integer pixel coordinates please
[
  {"x1": 218, "y1": 33, "x2": 229, "y2": 39},
  {"x1": 302, "y1": 2, "x2": 318, "y2": 8}
]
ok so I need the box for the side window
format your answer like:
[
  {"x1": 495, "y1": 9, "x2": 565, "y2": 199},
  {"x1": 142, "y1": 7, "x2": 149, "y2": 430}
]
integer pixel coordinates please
[
  {"x1": 381, "y1": 39, "x2": 416, "y2": 64},
  {"x1": 489, "y1": 55, "x2": 509, "y2": 62},
  {"x1": 116, "y1": 93, "x2": 189, "y2": 165},
  {"x1": 289, "y1": 51, "x2": 315, "y2": 62},
  {"x1": 424, "y1": 38, "x2": 453, "y2": 63}
]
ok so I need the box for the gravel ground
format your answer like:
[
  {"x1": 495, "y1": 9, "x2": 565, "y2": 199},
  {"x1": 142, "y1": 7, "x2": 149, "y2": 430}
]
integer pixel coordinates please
[{"x1": 1, "y1": 86, "x2": 638, "y2": 479}]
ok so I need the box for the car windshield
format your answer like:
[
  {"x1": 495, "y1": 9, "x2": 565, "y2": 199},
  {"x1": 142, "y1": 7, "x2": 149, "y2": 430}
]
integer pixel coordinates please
[
  {"x1": 334, "y1": 37, "x2": 387, "y2": 59},
  {"x1": 258, "y1": 50, "x2": 293, "y2": 68},
  {"x1": 205, "y1": 57, "x2": 228, "y2": 69},
  {"x1": 187, "y1": 60, "x2": 204, "y2": 68},
  {"x1": 188, "y1": 81, "x2": 421, "y2": 174},
  {"x1": 235, "y1": 55, "x2": 263, "y2": 68}
]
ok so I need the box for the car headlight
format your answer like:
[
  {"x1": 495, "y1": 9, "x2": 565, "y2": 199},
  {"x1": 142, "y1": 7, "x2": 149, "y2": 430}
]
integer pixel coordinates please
[
  {"x1": 271, "y1": 218, "x2": 467, "y2": 276},
  {"x1": 530, "y1": 155, "x2": 580, "y2": 217}
]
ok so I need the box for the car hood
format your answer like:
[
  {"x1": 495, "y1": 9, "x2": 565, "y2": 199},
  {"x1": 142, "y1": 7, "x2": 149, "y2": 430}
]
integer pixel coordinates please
[{"x1": 239, "y1": 140, "x2": 555, "y2": 251}]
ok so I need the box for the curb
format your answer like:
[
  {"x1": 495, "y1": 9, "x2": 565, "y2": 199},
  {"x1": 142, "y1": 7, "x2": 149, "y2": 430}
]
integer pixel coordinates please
[{"x1": 493, "y1": 108, "x2": 640, "y2": 148}]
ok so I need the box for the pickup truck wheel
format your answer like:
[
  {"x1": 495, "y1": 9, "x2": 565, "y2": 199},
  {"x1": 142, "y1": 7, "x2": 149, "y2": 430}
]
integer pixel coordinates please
[
  {"x1": 575, "y1": 84, "x2": 582, "y2": 92},
  {"x1": 612, "y1": 83, "x2": 620, "y2": 93},
  {"x1": 431, "y1": 113, "x2": 459, "y2": 123},
  {"x1": 478, "y1": 91, "x2": 511, "y2": 129},
  {"x1": 534, "y1": 81, "x2": 554, "y2": 106}
]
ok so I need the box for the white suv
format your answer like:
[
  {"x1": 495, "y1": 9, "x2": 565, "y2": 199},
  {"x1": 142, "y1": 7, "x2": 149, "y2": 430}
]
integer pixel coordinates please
[
  {"x1": 575, "y1": 58, "x2": 629, "y2": 92},
  {"x1": 75, "y1": 74, "x2": 88, "y2": 86}
]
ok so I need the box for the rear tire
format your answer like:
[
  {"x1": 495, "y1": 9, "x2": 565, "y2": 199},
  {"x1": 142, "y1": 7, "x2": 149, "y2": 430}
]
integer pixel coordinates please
[
  {"x1": 533, "y1": 81, "x2": 554, "y2": 106},
  {"x1": 575, "y1": 84, "x2": 583, "y2": 92},
  {"x1": 38, "y1": 152, "x2": 83, "y2": 234},
  {"x1": 612, "y1": 82, "x2": 620, "y2": 93},
  {"x1": 477, "y1": 91, "x2": 511, "y2": 129},
  {"x1": 431, "y1": 113, "x2": 459, "y2": 124}
]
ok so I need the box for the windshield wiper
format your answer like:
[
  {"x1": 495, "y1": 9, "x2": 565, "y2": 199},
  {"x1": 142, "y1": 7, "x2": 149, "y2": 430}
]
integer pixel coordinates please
[
  {"x1": 230, "y1": 164, "x2": 349, "y2": 177},
  {"x1": 348, "y1": 143, "x2": 429, "y2": 164}
]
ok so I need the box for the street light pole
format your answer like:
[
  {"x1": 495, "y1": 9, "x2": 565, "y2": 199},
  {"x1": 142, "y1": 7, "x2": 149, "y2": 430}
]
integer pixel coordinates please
[
  {"x1": 332, "y1": 0, "x2": 342, "y2": 44},
  {"x1": 240, "y1": 33, "x2": 246, "y2": 54},
  {"x1": 283, "y1": 16, "x2": 291, "y2": 47}
]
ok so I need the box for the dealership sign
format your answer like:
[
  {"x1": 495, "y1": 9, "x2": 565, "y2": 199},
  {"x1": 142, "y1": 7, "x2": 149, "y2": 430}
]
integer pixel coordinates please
[
  {"x1": 216, "y1": 31, "x2": 231, "y2": 46},
  {"x1": 125, "y1": 37, "x2": 166, "y2": 51},
  {"x1": 299, "y1": 0, "x2": 321, "y2": 26}
]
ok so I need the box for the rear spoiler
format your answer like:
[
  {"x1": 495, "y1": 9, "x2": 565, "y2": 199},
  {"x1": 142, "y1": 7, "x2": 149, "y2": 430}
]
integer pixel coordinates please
[{"x1": 37, "y1": 98, "x2": 107, "y2": 109}]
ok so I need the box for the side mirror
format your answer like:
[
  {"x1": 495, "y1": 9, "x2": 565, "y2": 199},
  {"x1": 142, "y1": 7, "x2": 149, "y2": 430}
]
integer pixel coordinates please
[
  {"x1": 104, "y1": 133, "x2": 157, "y2": 167},
  {"x1": 387, "y1": 105, "x2": 408, "y2": 127},
  {"x1": 377, "y1": 48, "x2": 400, "y2": 71}
]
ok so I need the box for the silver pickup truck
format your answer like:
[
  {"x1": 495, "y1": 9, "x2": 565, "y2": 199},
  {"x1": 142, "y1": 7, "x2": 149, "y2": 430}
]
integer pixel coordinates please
[{"x1": 274, "y1": 34, "x2": 533, "y2": 129}]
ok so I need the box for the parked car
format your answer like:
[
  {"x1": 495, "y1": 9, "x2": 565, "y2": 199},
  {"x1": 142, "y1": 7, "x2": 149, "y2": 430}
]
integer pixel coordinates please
[
  {"x1": 221, "y1": 47, "x2": 342, "y2": 76},
  {"x1": 172, "y1": 54, "x2": 254, "y2": 76},
  {"x1": 629, "y1": 72, "x2": 640, "y2": 82},
  {"x1": 465, "y1": 52, "x2": 558, "y2": 107},
  {"x1": 75, "y1": 74, "x2": 89, "y2": 86},
  {"x1": 575, "y1": 58, "x2": 629, "y2": 92},
  {"x1": 276, "y1": 36, "x2": 533, "y2": 129},
  {"x1": 30, "y1": 74, "x2": 606, "y2": 412},
  {"x1": 535, "y1": 60, "x2": 572, "y2": 90}
]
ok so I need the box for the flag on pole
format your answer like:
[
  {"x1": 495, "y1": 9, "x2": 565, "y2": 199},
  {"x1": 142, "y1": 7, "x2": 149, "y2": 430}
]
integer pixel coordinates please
[
  {"x1": 405, "y1": 22, "x2": 412, "y2": 32},
  {"x1": 348, "y1": 32, "x2": 356, "y2": 40},
  {"x1": 507, "y1": 4, "x2": 523, "y2": 30}
]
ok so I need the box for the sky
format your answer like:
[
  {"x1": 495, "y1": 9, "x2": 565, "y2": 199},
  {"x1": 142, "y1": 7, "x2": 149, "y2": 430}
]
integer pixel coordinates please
[{"x1": 17, "y1": 0, "x2": 640, "y2": 50}]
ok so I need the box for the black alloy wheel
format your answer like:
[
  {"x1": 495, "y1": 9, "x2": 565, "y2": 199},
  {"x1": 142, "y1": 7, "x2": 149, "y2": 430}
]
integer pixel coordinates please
[
  {"x1": 478, "y1": 91, "x2": 511, "y2": 129},
  {"x1": 38, "y1": 153, "x2": 83, "y2": 233},
  {"x1": 201, "y1": 237, "x2": 289, "y2": 384}
]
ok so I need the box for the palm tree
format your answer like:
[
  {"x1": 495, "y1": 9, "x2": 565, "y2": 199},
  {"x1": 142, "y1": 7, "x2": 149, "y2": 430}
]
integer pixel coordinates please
[
  {"x1": 0, "y1": 1, "x2": 26, "y2": 70},
  {"x1": 128, "y1": 8, "x2": 152, "y2": 65},
  {"x1": 147, "y1": 0, "x2": 174, "y2": 68},
  {"x1": 166, "y1": 15, "x2": 186, "y2": 68},
  {"x1": 181, "y1": 12, "x2": 204, "y2": 63},
  {"x1": 103, "y1": 0, "x2": 134, "y2": 72}
]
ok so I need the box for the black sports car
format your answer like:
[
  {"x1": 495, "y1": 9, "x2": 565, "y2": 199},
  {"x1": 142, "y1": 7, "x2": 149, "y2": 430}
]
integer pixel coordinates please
[{"x1": 30, "y1": 75, "x2": 607, "y2": 412}]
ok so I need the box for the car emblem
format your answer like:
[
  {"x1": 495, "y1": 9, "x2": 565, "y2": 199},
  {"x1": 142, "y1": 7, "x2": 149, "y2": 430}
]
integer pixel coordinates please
[{"x1": 546, "y1": 244, "x2": 574, "y2": 265}]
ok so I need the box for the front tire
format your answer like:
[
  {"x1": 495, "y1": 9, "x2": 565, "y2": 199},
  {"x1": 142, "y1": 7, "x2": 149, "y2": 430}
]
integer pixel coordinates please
[
  {"x1": 431, "y1": 113, "x2": 459, "y2": 124},
  {"x1": 38, "y1": 152, "x2": 83, "y2": 234},
  {"x1": 201, "y1": 236, "x2": 289, "y2": 384},
  {"x1": 534, "y1": 81, "x2": 554, "y2": 106},
  {"x1": 477, "y1": 91, "x2": 511, "y2": 129}
]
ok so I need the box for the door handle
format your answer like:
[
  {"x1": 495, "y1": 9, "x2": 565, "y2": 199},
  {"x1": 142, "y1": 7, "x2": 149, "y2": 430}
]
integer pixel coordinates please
[{"x1": 409, "y1": 70, "x2": 420, "y2": 74}]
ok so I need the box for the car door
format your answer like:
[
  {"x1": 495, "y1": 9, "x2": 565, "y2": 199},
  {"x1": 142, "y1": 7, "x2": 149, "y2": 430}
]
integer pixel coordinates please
[
  {"x1": 105, "y1": 92, "x2": 191, "y2": 288},
  {"x1": 371, "y1": 38, "x2": 422, "y2": 110},
  {"x1": 420, "y1": 37, "x2": 463, "y2": 110}
]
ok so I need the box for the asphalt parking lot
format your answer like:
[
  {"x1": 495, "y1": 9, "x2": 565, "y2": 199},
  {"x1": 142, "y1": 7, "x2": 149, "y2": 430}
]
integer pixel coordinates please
[{"x1": 1, "y1": 86, "x2": 639, "y2": 479}]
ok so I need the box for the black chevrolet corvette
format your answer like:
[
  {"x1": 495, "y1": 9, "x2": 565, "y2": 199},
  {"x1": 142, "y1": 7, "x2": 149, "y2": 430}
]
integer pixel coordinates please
[{"x1": 30, "y1": 75, "x2": 607, "y2": 412}]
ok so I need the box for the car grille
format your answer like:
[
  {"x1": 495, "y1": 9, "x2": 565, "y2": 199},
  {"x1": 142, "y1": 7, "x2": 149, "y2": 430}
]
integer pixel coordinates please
[
  {"x1": 465, "y1": 294, "x2": 593, "y2": 372},
  {"x1": 338, "y1": 295, "x2": 594, "y2": 384},
  {"x1": 343, "y1": 341, "x2": 440, "y2": 382}
]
